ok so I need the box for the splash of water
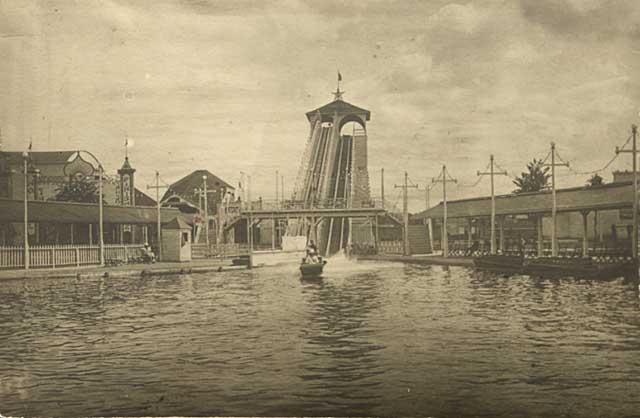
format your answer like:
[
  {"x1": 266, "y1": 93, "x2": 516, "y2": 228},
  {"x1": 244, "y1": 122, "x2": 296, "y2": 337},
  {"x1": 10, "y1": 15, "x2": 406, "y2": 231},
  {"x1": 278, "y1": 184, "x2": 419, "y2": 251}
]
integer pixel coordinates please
[{"x1": 324, "y1": 251, "x2": 398, "y2": 276}]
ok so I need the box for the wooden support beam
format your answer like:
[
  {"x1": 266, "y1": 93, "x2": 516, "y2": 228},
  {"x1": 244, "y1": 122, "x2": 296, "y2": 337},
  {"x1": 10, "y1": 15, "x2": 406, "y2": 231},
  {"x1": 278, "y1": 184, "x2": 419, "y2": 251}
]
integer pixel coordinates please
[
  {"x1": 537, "y1": 215, "x2": 544, "y2": 257},
  {"x1": 581, "y1": 210, "x2": 590, "y2": 258},
  {"x1": 498, "y1": 216, "x2": 505, "y2": 252}
]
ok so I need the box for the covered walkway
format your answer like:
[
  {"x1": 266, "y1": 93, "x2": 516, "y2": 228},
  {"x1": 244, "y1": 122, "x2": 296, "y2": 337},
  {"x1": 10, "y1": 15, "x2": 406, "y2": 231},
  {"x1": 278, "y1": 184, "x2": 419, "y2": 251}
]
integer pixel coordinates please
[
  {"x1": 0, "y1": 198, "x2": 190, "y2": 247},
  {"x1": 415, "y1": 182, "x2": 637, "y2": 258}
]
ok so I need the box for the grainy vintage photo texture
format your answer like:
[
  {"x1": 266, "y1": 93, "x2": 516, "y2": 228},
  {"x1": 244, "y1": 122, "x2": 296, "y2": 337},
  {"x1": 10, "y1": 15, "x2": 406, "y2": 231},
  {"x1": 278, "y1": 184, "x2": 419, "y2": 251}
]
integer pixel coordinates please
[{"x1": 1, "y1": 0, "x2": 640, "y2": 417}]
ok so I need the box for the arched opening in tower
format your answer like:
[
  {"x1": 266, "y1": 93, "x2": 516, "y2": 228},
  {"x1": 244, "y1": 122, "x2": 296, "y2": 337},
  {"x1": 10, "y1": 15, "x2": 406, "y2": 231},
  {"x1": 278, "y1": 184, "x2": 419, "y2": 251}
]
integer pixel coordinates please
[{"x1": 320, "y1": 120, "x2": 371, "y2": 256}]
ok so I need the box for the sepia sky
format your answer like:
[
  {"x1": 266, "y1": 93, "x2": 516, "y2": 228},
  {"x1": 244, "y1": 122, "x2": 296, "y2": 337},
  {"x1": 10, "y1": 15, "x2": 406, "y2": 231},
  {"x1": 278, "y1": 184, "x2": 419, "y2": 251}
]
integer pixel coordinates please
[{"x1": 2, "y1": 0, "x2": 640, "y2": 211}]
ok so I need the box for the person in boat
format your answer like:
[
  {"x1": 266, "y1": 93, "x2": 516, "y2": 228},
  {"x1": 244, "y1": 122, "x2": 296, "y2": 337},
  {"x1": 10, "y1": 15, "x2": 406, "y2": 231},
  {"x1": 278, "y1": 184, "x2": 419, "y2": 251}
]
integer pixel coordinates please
[
  {"x1": 305, "y1": 240, "x2": 319, "y2": 263},
  {"x1": 306, "y1": 248, "x2": 319, "y2": 263}
]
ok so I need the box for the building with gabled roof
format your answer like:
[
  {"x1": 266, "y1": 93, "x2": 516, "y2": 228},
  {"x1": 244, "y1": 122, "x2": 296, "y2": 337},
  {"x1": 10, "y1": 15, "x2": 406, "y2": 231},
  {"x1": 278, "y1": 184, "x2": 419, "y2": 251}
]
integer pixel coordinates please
[
  {"x1": 162, "y1": 169, "x2": 234, "y2": 214},
  {"x1": 161, "y1": 170, "x2": 235, "y2": 244}
]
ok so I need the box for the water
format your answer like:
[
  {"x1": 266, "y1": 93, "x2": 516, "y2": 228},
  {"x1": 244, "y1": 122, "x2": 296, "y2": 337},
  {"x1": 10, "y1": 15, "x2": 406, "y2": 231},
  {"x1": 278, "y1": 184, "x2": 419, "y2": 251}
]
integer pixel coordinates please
[{"x1": 1, "y1": 258, "x2": 640, "y2": 417}]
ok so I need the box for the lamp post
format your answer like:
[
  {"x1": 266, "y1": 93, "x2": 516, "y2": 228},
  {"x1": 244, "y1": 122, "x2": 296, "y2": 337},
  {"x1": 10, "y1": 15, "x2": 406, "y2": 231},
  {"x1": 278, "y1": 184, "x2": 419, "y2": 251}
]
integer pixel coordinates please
[
  {"x1": 22, "y1": 152, "x2": 29, "y2": 270},
  {"x1": 22, "y1": 153, "x2": 40, "y2": 270}
]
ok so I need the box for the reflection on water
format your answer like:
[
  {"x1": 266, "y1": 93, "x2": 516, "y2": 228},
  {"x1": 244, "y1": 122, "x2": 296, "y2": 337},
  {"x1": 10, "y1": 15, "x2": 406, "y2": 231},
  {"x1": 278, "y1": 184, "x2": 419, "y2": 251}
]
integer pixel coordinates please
[{"x1": 1, "y1": 260, "x2": 640, "y2": 417}]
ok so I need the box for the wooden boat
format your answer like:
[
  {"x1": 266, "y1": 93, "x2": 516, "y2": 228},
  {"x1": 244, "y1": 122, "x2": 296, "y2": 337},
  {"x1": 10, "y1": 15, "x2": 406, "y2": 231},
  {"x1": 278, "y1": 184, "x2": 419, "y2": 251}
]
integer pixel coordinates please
[
  {"x1": 523, "y1": 257, "x2": 637, "y2": 279},
  {"x1": 300, "y1": 257, "x2": 327, "y2": 278},
  {"x1": 474, "y1": 254, "x2": 637, "y2": 279},
  {"x1": 473, "y1": 254, "x2": 524, "y2": 273}
]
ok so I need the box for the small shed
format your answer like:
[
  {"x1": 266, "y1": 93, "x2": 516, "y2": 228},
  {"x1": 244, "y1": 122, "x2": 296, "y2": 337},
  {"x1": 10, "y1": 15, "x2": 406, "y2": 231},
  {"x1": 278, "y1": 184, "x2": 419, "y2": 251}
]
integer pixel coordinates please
[{"x1": 162, "y1": 217, "x2": 192, "y2": 262}]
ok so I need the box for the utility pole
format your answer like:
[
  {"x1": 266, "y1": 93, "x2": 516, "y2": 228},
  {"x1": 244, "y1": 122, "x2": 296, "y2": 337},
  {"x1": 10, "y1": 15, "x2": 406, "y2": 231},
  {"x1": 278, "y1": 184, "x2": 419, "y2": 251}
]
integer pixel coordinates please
[
  {"x1": 98, "y1": 165, "x2": 104, "y2": 266},
  {"x1": 433, "y1": 165, "x2": 457, "y2": 258},
  {"x1": 281, "y1": 174, "x2": 284, "y2": 206},
  {"x1": 147, "y1": 171, "x2": 168, "y2": 261},
  {"x1": 477, "y1": 155, "x2": 508, "y2": 254},
  {"x1": 395, "y1": 171, "x2": 418, "y2": 256},
  {"x1": 203, "y1": 175, "x2": 209, "y2": 245},
  {"x1": 275, "y1": 170, "x2": 279, "y2": 209},
  {"x1": 195, "y1": 178, "x2": 217, "y2": 245},
  {"x1": 425, "y1": 183, "x2": 431, "y2": 211},
  {"x1": 616, "y1": 124, "x2": 638, "y2": 262},
  {"x1": 23, "y1": 152, "x2": 29, "y2": 270},
  {"x1": 543, "y1": 143, "x2": 569, "y2": 257},
  {"x1": 240, "y1": 171, "x2": 246, "y2": 208},
  {"x1": 424, "y1": 181, "x2": 434, "y2": 254},
  {"x1": 381, "y1": 168, "x2": 385, "y2": 209}
]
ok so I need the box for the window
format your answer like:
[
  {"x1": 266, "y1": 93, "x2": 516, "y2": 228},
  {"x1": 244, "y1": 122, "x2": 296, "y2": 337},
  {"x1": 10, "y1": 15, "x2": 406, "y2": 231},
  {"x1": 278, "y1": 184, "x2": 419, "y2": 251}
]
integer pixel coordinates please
[{"x1": 181, "y1": 232, "x2": 189, "y2": 246}]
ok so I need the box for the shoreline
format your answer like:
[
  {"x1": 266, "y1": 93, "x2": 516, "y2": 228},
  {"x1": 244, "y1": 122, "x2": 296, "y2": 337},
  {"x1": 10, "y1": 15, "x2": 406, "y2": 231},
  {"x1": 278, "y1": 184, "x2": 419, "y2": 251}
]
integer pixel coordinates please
[
  {"x1": 0, "y1": 259, "x2": 249, "y2": 282},
  {"x1": 356, "y1": 254, "x2": 474, "y2": 267}
]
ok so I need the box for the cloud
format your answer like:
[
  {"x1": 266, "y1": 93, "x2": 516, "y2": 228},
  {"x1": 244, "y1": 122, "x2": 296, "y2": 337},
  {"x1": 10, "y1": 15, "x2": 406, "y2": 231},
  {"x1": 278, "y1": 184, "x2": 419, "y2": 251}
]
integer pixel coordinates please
[
  {"x1": 1, "y1": 0, "x2": 639, "y2": 210},
  {"x1": 521, "y1": 0, "x2": 640, "y2": 39},
  {"x1": 426, "y1": 3, "x2": 489, "y2": 34}
]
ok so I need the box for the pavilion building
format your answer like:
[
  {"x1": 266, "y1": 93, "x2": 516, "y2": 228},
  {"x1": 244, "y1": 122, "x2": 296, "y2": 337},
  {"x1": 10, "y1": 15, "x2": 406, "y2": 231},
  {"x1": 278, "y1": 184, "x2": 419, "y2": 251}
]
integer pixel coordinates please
[
  {"x1": 0, "y1": 150, "x2": 181, "y2": 248},
  {"x1": 414, "y1": 176, "x2": 637, "y2": 257}
]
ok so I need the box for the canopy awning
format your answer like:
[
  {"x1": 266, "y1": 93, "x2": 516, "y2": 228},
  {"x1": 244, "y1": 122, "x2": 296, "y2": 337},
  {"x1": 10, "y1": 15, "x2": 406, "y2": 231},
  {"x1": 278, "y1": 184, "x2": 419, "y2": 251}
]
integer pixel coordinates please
[
  {"x1": 0, "y1": 199, "x2": 191, "y2": 225},
  {"x1": 415, "y1": 182, "x2": 635, "y2": 220}
]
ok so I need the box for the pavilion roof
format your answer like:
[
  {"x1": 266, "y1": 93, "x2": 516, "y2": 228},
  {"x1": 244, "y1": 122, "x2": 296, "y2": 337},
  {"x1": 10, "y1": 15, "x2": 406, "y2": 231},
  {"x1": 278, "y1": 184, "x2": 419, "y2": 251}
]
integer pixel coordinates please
[
  {"x1": 0, "y1": 199, "x2": 190, "y2": 225},
  {"x1": 1, "y1": 151, "x2": 76, "y2": 166},
  {"x1": 415, "y1": 182, "x2": 634, "y2": 220}
]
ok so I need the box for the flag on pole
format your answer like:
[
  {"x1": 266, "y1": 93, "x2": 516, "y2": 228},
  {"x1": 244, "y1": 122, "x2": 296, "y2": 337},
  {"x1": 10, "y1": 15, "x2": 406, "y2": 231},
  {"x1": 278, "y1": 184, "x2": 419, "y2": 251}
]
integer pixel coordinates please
[
  {"x1": 338, "y1": 71, "x2": 342, "y2": 82},
  {"x1": 28, "y1": 138, "x2": 32, "y2": 152}
]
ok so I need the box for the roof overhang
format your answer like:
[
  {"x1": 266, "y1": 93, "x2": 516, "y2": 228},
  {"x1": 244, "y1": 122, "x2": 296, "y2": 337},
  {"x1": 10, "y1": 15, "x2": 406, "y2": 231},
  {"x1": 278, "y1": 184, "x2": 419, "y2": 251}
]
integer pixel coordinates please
[
  {"x1": 416, "y1": 182, "x2": 635, "y2": 220},
  {"x1": 0, "y1": 199, "x2": 189, "y2": 225}
]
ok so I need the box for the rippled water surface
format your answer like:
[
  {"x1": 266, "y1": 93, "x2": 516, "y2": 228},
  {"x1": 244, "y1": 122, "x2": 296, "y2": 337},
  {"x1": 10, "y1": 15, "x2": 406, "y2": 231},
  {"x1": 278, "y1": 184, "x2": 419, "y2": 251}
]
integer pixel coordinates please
[{"x1": 1, "y1": 257, "x2": 640, "y2": 417}]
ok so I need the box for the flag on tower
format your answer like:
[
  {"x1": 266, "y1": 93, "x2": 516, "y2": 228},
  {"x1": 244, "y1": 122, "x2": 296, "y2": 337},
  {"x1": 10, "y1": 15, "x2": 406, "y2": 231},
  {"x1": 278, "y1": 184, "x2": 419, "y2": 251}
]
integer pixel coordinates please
[{"x1": 338, "y1": 71, "x2": 342, "y2": 82}]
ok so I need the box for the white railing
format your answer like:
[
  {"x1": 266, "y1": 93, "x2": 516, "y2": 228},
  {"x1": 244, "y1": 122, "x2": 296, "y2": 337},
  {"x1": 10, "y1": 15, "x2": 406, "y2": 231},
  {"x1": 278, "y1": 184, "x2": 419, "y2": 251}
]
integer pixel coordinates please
[
  {"x1": 0, "y1": 244, "x2": 146, "y2": 270},
  {"x1": 192, "y1": 243, "x2": 250, "y2": 259},
  {"x1": 0, "y1": 247, "x2": 24, "y2": 269},
  {"x1": 378, "y1": 240, "x2": 404, "y2": 255},
  {"x1": 235, "y1": 198, "x2": 383, "y2": 212}
]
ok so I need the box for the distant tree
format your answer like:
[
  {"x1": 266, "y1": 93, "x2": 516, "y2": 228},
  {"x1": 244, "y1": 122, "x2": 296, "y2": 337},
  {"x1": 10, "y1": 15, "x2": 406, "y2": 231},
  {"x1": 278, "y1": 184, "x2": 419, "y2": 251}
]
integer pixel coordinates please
[
  {"x1": 513, "y1": 158, "x2": 550, "y2": 193},
  {"x1": 587, "y1": 173, "x2": 604, "y2": 187},
  {"x1": 53, "y1": 176, "x2": 101, "y2": 203}
]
